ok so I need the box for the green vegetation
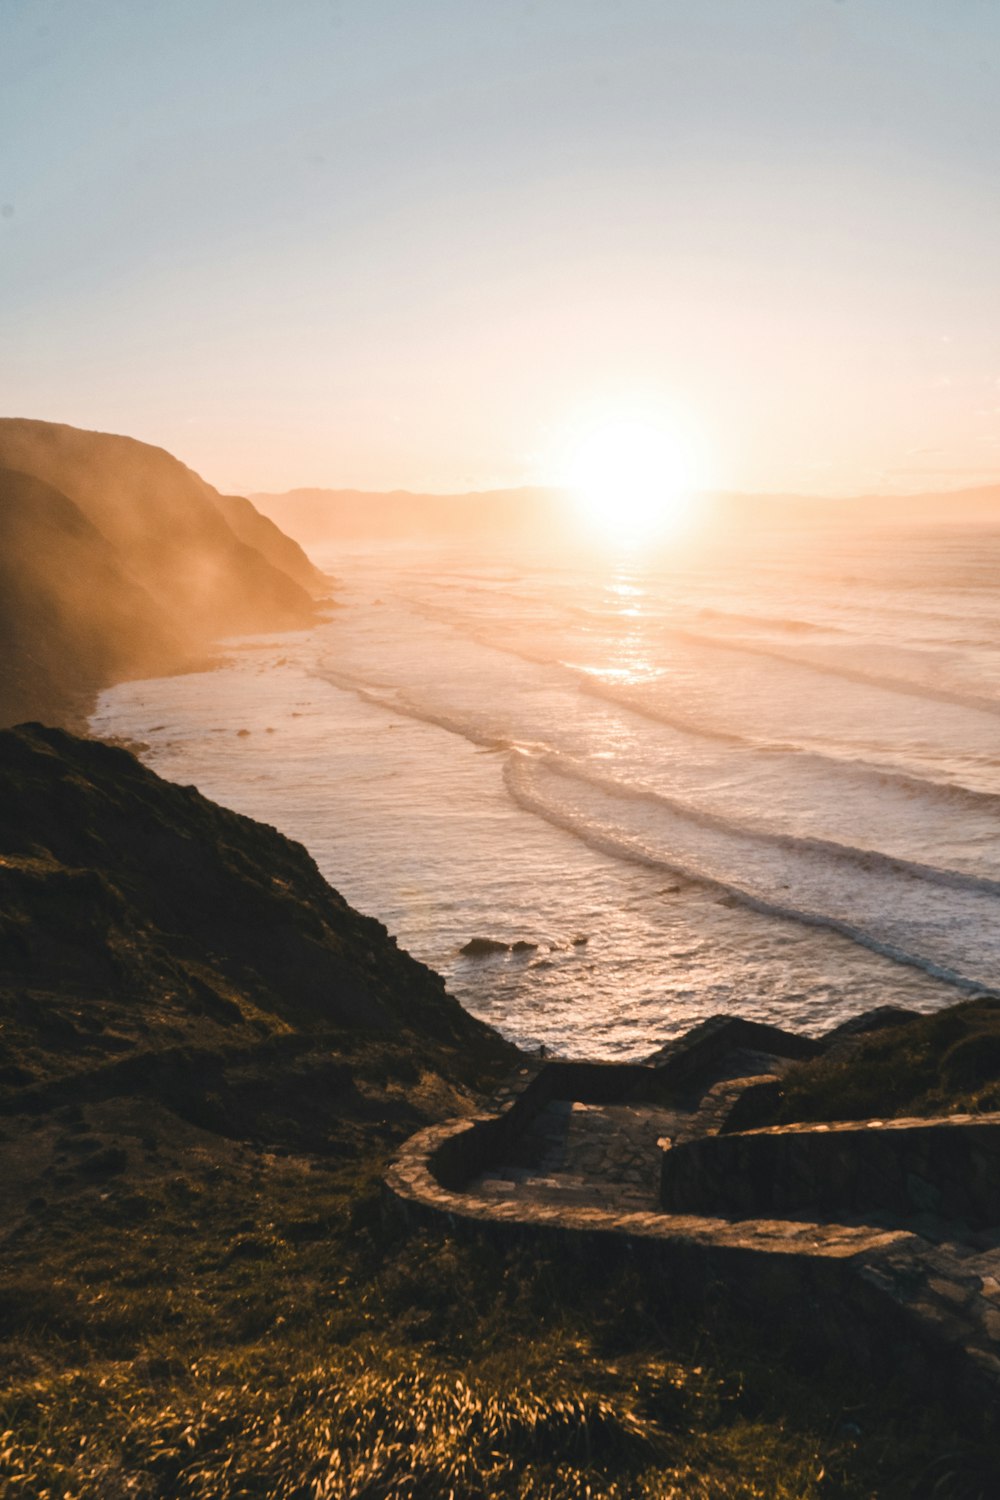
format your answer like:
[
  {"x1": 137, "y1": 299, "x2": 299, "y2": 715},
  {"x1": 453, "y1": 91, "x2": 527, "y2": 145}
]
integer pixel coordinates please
[{"x1": 777, "y1": 998, "x2": 1000, "y2": 1125}]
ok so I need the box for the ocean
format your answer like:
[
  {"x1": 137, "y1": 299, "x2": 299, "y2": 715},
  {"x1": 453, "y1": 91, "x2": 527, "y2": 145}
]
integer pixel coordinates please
[{"x1": 90, "y1": 520, "x2": 1000, "y2": 1059}]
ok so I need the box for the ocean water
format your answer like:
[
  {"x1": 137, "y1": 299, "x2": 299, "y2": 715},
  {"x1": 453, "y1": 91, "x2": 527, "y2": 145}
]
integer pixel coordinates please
[{"x1": 90, "y1": 522, "x2": 1000, "y2": 1059}]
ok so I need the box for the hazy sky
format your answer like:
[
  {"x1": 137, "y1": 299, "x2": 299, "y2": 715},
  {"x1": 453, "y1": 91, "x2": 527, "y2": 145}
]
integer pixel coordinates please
[{"x1": 3, "y1": 0, "x2": 1000, "y2": 495}]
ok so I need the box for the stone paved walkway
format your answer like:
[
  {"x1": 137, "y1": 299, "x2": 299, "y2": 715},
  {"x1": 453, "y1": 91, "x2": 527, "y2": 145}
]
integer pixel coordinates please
[
  {"x1": 470, "y1": 1101, "x2": 686, "y2": 1211},
  {"x1": 387, "y1": 1025, "x2": 1000, "y2": 1403}
]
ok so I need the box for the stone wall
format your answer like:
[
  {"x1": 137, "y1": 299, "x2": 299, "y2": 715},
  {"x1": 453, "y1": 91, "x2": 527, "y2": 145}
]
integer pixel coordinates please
[
  {"x1": 660, "y1": 1112, "x2": 1000, "y2": 1227},
  {"x1": 384, "y1": 1025, "x2": 1000, "y2": 1406},
  {"x1": 384, "y1": 1113, "x2": 1000, "y2": 1401}
]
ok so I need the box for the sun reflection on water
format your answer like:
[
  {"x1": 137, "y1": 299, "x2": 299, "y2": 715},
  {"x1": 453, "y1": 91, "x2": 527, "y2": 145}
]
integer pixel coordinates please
[{"x1": 567, "y1": 566, "x2": 666, "y2": 686}]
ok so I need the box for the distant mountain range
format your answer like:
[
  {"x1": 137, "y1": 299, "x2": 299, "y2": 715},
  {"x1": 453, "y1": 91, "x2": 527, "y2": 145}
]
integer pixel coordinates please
[
  {"x1": 252, "y1": 480, "x2": 1000, "y2": 547},
  {"x1": 0, "y1": 419, "x2": 329, "y2": 728},
  {"x1": 249, "y1": 485, "x2": 562, "y2": 546}
]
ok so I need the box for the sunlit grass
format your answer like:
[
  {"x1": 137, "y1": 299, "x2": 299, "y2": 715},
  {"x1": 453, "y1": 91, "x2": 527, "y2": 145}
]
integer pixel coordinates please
[
  {"x1": 2, "y1": 1002, "x2": 999, "y2": 1498},
  {"x1": 2, "y1": 1152, "x2": 997, "y2": 1500},
  {"x1": 0, "y1": 1328, "x2": 900, "y2": 1500}
]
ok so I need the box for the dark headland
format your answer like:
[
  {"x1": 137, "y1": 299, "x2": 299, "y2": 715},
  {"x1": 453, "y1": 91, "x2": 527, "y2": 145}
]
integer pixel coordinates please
[{"x1": 3, "y1": 424, "x2": 1000, "y2": 1495}]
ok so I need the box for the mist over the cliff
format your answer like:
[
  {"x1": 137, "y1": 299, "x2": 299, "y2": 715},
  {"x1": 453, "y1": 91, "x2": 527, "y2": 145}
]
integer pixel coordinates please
[{"x1": 0, "y1": 419, "x2": 328, "y2": 728}]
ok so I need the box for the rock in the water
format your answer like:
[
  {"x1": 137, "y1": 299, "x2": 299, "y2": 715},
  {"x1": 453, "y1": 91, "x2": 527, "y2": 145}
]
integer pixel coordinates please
[
  {"x1": 460, "y1": 937, "x2": 511, "y2": 957},
  {"x1": 460, "y1": 937, "x2": 539, "y2": 957}
]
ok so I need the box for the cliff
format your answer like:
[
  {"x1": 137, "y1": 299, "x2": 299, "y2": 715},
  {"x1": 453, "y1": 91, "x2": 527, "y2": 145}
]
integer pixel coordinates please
[
  {"x1": 0, "y1": 419, "x2": 328, "y2": 728},
  {"x1": 0, "y1": 723, "x2": 510, "y2": 1114},
  {"x1": 213, "y1": 490, "x2": 328, "y2": 597},
  {"x1": 0, "y1": 467, "x2": 182, "y2": 726}
]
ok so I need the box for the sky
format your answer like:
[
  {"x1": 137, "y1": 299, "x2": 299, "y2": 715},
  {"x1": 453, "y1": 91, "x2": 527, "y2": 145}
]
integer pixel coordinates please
[{"x1": 3, "y1": 0, "x2": 1000, "y2": 496}]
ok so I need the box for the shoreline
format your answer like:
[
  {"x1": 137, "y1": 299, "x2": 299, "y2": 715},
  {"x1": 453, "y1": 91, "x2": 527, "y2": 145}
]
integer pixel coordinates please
[{"x1": 88, "y1": 601, "x2": 975, "y2": 1060}]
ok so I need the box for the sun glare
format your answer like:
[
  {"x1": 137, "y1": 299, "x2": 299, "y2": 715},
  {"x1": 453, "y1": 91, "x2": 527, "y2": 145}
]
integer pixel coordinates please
[{"x1": 563, "y1": 414, "x2": 703, "y2": 545}]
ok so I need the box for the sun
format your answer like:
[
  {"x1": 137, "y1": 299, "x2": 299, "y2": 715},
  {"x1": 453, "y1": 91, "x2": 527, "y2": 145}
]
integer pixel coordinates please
[{"x1": 562, "y1": 414, "x2": 703, "y2": 544}]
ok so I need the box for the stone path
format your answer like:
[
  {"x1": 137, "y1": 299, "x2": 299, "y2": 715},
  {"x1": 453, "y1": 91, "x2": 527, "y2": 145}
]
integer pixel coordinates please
[
  {"x1": 386, "y1": 1020, "x2": 1000, "y2": 1402},
  {"x1": 470, "y1": 1100, "x2": 685, "y2": 1211}
]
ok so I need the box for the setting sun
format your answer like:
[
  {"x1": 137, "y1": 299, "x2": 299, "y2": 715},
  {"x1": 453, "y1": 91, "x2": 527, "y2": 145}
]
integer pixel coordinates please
[{"x1": 562, "y1": 415, "x2": 703, "y2": 544}]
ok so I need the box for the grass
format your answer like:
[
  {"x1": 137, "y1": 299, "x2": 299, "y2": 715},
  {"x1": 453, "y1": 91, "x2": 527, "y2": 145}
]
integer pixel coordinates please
[
  {"x1": 776, "y1": 997, "x2": 1000, "y2": 1125},
  {"x1": 2, "y1": 1130, "x2": 999, "y2": 1499},
  {"x1": 9, "y1": 730, "x2": 998, "y2": 1491}
]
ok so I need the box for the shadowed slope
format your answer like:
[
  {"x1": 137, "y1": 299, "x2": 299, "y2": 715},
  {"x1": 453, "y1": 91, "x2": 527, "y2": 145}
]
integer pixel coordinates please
[{"x1": 0, "y1": 724, "x2": 511, "y2": 1105}]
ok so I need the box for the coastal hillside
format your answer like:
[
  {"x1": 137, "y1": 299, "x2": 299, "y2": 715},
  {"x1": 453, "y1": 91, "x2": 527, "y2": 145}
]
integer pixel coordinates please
[
  {"x1": 0, "y1": 467, "x2": 183, "y2": 727},
  {"x1": 0, "y1": 723, "x2": 509, "y2": 1106},
  {"x1": 213, "y1": 489, "x2": 328, "y2": 597},
  {"x1": 2, "y1": 725, "x2": 994, "y2": 1496},
  {"x1": 0, "y1": 724, "x2": 520, "y2": 1494},
  {"x1": 0, "y1": 419, "x2": 328, "y2": 727}
]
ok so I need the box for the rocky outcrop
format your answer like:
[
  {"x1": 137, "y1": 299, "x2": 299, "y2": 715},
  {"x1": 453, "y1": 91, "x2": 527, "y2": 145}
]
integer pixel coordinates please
[
  {"x1": 644, "y1": 1015, "x2": 821, "y2": 1085},
  {"x1": 460, "y1": 937, "x2": 538, "y2": 957}
]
